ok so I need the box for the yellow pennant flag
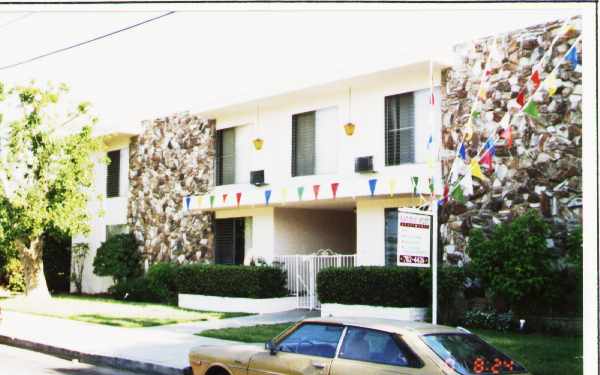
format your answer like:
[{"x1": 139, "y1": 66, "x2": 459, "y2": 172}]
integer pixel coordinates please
[
  {"x1": 281, "y1": 188, "x2": 288, "y2": 205},
  {"x1": 478, "y1": 87, "x2": 486, "y2": 101},
  {"x1": 426, "y1": 156, "x2": 434, "y2": 170},
  {"x1": 546, "y1": 73, "x2": 558, "y2": 96},
  {"x1": 388, "y1": 179, "x2": 397, "y2": 197},
  {"x1": 464, "y1": 119, "x2": 474, "y2": 141},
  {"x1": 470, "y1": 159, "x2": 484, "y2": 180}
]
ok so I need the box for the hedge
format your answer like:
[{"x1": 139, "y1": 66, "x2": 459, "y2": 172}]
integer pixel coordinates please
[
  {"x1": 175, "y1": 264, "x2": 287, "y2": 299},
  {"x1": 317, "y1": 266, "x2": 466, "y2": 309}
]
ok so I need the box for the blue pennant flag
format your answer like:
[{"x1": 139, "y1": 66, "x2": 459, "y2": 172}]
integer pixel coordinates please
[
  {"x1": 185, "y1": 196, "x2": 191, "y2": 210},
  {"x1": 427, "y1": 134, "x2": 433, "y2": 149},
  {"x1": 265, "y1": 190, "x2": 272, "y2": 206},
  {"x1": 458, "y1": 143, "x2": 466, "y2": 161},
  {"x1": 368, "y1": 179, "x2": 377, "y2": 197},
  {"x1": 565, "y1": 46, "x2": 580, "y2": 68},
  {"x1": 482, "y1": 137, "x2": 494, "y2": 153}
]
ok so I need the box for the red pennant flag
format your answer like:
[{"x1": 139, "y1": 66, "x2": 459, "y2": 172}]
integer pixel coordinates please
[
  {"x1": 313, "y1": 185, "x2": 320, "y2": 200},
  {"x1": 485, "y1": 69, "x2": 492, "y2": 76},
  {"x1": 443, "y1": 184, "x2": 449, "y2": 204},
  {"x1": 236, "y1": 192, "x2": 242, "y2": 207},
  {"x1": 222, "y1": 193, "x2": 228, "y2": 204},
  {"x1": 531, "y1": 70, "x2": 541, "y2": 89},
  {"x1": 479, "y1": 150, "x2": 493, "y2": 172},
  {"x1": 501, "y1": 126, "x2": 513, "y2": 148},
  {"x1": 331, "y1": 182, "x2": 339, "y2": 199},
  {"x1": 516, "y1": 90, "x2": 526, "y2": 107}
]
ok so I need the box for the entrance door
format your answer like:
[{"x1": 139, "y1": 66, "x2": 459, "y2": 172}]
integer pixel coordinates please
[{"x1": 215, "y1": 218, "x2": 245, "y2": 265}]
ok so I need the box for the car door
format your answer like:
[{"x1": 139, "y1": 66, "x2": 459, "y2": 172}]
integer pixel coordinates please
[
  {"x1": 330, "y1": 326, "x2": 431, "y2": 375},
  {"x1": 248, "y1": 323, "x2": 344, "y2": 375}
]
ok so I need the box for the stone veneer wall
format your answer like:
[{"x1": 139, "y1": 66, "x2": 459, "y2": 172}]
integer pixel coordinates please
[
  {"x1": 128, "y1": 113, "x2": 215, "y2": 263},
  {"x1": 439, "y1": 17, "x2": 582, "y2": 264}
]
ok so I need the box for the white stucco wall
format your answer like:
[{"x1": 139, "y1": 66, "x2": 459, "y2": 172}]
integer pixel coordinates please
[{"x1": 72, "y1": 139, "x2": 131, "y2": 294}]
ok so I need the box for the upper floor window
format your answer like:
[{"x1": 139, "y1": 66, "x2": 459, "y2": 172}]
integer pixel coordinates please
[
  {"x1": 292, "y1": 107, "x2": 338, "y2": 177},
  {"x1": 216, "y1": 128, "x2": 236, "y2": 185},
  {"x1": 106, "y1": 150, "x2": 120, "y2": 198},
  {"x1": 385, "y1": 92, "x2": 415, "y2": 165}
]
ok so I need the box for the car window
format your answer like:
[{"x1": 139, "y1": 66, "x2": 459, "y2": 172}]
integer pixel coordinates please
[
  {"x1": 339, "y1": 326, "x2": 422, "y2": 368},
  {"x1": 277, "y1": 323, "x2": 344, "y2": 358}
]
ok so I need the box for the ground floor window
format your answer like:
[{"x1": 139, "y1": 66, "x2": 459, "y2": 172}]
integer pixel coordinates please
[
  {"x1": 384, "y1": 208, "x2": 398, "y2": 266},
  {"x1": 215, "y1": 218, "x2": 245, "y2": 265}
]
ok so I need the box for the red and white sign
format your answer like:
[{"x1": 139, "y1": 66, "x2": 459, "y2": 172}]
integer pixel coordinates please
[{"x1": 397, "y1": 211, "x2": 432, "y2": 268}]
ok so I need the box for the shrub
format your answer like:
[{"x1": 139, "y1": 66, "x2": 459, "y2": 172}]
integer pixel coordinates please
[
  {"x1": 109, "y1": 277, "x2": 164, "y2": 303},
  {"x1": 463, "y1": 308, "x2": 513, "y2": 332},
  {"x1": 421, "y1": 266, "x2": 467, "y2": 324},
  {"x1": 317, "y1": 266, "x2": 429, "y2": 308},
  {"x1": 566, "y1": 226, "x2": 583, "y2": 315},
  {"x1": 93, "y1": 233, "x2": 141, "y2": 283},
  {"x1": 145, "y1": 262, "x2": 179, "y2": 304},
  {"x1": 466, "y1": 210, "x2": 554, "y2": 315},
  {"x1": 3, "y1": 257, "x2": 25, "y2": 292},
  {"x1": 175, "y1": 264, "x2": 287, "y2": 298}
]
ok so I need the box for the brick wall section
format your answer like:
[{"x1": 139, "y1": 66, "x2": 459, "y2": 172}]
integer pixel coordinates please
[
  {"x1": 439, "y1": 17, "x2": 582, "y2": 264},
  {"x1": 128, "y1": 113, "x2": 215, "y2": 263}
]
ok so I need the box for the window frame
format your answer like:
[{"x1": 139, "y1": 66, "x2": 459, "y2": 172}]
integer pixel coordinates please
[
  {"x1": 274, "y1": 322, "x2": 345, "y2": 359},
  {"x1": 384, "y1": 92, "x2": 415, "y2": 166},
  {"x1": 215, "y1": 127, "x2": 236, "y2": 186},
  {"x1": 291, "y1": 110, "x2": 316, "y2": 177},
  {"x1": 337, "y1": 325, "x2": 424, "y2": 368}
]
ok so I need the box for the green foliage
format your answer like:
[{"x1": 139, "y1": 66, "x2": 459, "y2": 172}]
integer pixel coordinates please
[
  {"x1": 421, "y1": 266, "x2": 467, "y2": 324},
  {"x1": 110, "y1": 262, "x2": 179, "y2": 304},
  {"x1": 463, "y1": 309, "x2": 513, "y2": 331},
  {"x1": 317, "y1": 266, "x2": 429, "y2": 308},
  {"x1": 175, "y1": 264, "x2": 287, "y2": 299},
  {"x1": 109, "y1": 277, "x2": 165, "y2": 303},
  {"x1": 3, "y1": 257, "x2": 25, "y2": 292},
  {"x1": 93, "y1": 233, "x2": 141, "y2": 283},
  {"x1": 565, "y1": 226, "x2": 583, "y2": 315},
  {"x1": 466, "y1": 210, "x2": 554, "y2": 314}
]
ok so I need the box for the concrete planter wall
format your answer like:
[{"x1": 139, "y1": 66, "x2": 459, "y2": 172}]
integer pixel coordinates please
[
  {"x1": 321, "y1": 303, "x2": 428, "y2": 321},
  {"x1": 178, "y1": 294, "x2": 297, "y2": 314}
]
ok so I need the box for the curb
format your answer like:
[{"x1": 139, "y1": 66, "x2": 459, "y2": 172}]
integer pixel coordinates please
[{"x1": 0, "y1": 334, "x2": 188, "y2": 375}]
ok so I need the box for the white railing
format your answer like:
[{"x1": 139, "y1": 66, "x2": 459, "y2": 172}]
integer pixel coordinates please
[{"x1": 272, "y1": 254, "x2": 356, "y2": 310}]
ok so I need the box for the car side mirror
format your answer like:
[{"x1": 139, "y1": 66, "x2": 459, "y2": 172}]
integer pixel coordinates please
[{"x1": 265, "y1": 340, "x2": 277, "y2": 355}]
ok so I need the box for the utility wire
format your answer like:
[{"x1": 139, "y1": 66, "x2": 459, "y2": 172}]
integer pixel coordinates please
[
  {"x1": 0, "y1": 11, "x2": 175, "y2": 71},
  {"x1": 0, "y1": 12, "x2": 33, "y2": 31}
]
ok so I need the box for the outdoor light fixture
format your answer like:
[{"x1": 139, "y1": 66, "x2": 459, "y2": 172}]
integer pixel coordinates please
[
  {"x1": 344, "y1": 87, "x2": 356, "y2": 136},
  {"x1": 253, "y1": 104, "x2": 264, "y2": 150}
]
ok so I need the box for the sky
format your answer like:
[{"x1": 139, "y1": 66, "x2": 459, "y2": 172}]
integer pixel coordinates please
[{"x1": 0, "y1": 3, "x2": 588, "y2": 134}]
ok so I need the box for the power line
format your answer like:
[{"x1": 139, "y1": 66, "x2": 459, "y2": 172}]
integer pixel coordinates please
[
  {"x1": 0, "y1": 12, "x2": 33, "y2": 31},
  {"x1": 0, "y1": 11, "x2": 175, "y2": 71}
]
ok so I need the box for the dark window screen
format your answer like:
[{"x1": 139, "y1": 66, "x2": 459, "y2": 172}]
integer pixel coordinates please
[
  {"x1": 216, "y1": 128, "x2": 235, "y2": 185},
  {"x1": 292, "y1": 111, "x2": 316, "y2": 177},
  {"x1": 384, "y1": 208, "x2": 398, "y2": 266},
  {"x1": 106, "y1": 150, "x2": 120, "y2": 198},
  {"x1": 385, "y1": 92, "x2": 414, "y2": 165}
]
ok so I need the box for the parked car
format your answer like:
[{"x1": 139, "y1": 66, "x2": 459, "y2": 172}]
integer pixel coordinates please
[{"x1": 188, "y1": 317, "x2": 530, "y2": 375}]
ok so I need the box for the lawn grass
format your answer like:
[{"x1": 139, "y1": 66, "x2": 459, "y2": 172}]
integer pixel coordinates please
[
  {"x1": 197, "y1": 323, "x2": 582, "y2": 375},
  {"x1": 0, "y1": 294, "x2": 250, "y2": 328}
]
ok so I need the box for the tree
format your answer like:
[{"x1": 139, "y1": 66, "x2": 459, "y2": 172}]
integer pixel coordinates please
[{"x1": 0, "y1": 82, "x2": 101, "y2": 299}]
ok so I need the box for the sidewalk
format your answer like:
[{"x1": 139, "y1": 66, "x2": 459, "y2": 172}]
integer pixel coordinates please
[{"x1": 0, "y1": 309, "x2": 317, "y2": 375}]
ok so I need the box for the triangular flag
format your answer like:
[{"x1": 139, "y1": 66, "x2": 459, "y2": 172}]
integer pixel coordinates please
[
  {"x1": 523, "y1": 100, "x2": 539, "y2": 118},
  {"x1": 442, "y1": 184, "x2": 449, "y2": 204},
  {"x1": 235, "y1": 192, "x2": 242, "y2": 207},
  {"x1": 458, "y1": 143, "x2": 466, "y2": 161},
  {"x1": 501, "y1": 126, "x2": 513, "y2": 148},
  {"x1": 464, "y1": 119, "x2": 474, "y2": 141},
  {"x1": 460, "y1": 168, "x2": 474, "y2": 196},
  {"x1": 470, "y1": 159, "x2": 484, "y2": 180},
  {"x1": 427, "y1": 157, "x2": 434, "y2": 170},
  {"x1": 450, "y1": 158, "x2": 465, "y2": 184},
  {"x1": 185, "y1": 196, "x2": 191, "y2": 210},
  {"x1": 427, "y1": 134, "x2": 433, "y2": 149},
  {"x1": 482, "y1": 137, "x2": 494, "y2": 153},
  {"x1": 209, "y1": 195, "x2": 215, "y2": 208},
  {"x1": 478, "y1": 87, "x2": 486, "y2": 101},
  {"x1": 516, "y1": 90, "x2": 526, "y2": 107},
  {"x1": 265, "y1": 190, "x2": 272, "y2": 206},
  {"x1": 429, "y1": 91, "x2": 435, "y2": 106},
  {"x1": 368, "y1": 179, "x2": 377, "y2": 197},
  {"x1": 222, "y1": 194, "x2": 228, "y2": 204},
  {"x1": 388, "y1": 179, "x2": 397, "y2": 197},
  {"x1": 411, "y1": 176, "x2": 419, "y2": 196},
  {"x1": 565, "y1": 46, "x2": 579, "y2": 67},
  {"x1": 480, "y1": 149, "x2": 494, "y2": 172},
  {"x1": 313, "y1": 185, "x2": 320, "y2": 200},
  {"x1": 331, "y1": 183, "x2": 339, "y2": 199},
  {"x1": 472, "y1": 110, "x2": 481, "y2": 119},
  {"x1": 451, "y1": 185, "x2": 465, "y2": 204},
  {"x1": 546, "y1": 72, "x2": 558, "y2": 96},
  {"x1": 531, "y1": 70, "x2": 541, "y2": 89},
  {"x1": 281, "y1": 188, "x2": 288, "y2": 205},
  {"x1": 297, "y1": 186, "x2": 304, "y2": 201}
]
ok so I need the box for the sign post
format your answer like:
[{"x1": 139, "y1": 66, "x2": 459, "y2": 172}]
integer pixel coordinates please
[{"x1": 397, "y1": 207, "x2": 437, "y2": 325}]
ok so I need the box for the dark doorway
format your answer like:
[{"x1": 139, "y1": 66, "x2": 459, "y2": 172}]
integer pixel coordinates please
[
  {"x1": 215, "y1": 218, "x2": 245, "y2": 265},
  {"x1": 43, "y1": 232, "x2": 71, "y2": 294}
]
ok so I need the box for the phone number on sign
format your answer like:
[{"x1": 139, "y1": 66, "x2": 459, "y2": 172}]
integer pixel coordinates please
[{"x1": 398, "y1": 255, "x2": 430, "y2": 264}]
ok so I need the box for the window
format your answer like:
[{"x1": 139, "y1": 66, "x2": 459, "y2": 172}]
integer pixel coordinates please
[
  {"x1": 292, "y1": 111, "x2": 316, "y2": 177},
  {"x1": 216, "y1": 128, "x2": 235, "y2": 185},
  {"x1": 215, "y1": 218, "x2": 245, "y2": 265},
  {"x1": 277, "y1": 323, "x2": 344, "y2": 358},
  {"x1": 106, "y1": 150, "x2": 121, "y2": 198},
  {"x1": 384, "y1": 208, "x2": 398, "y2": 266},
  {"x1": 106, "y1": 224, "x2": 129, "y2": 241},
  {"x1": 385, "y1": 92, "x2": 415, "y2": 165},
  {"x1": 339, "y1": 327, "x2": 422, "y2": 368}
]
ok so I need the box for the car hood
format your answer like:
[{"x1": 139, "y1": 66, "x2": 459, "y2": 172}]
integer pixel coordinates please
[{"x1": 189, "y1": 344, "x2": 264, "y2": 367}]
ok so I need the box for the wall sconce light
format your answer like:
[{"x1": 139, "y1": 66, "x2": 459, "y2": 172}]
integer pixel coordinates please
[
  {"x1": 344, "y1": 87, "x2": 356, "y2": 136},
  {"x1": 253, "y1": 138, "x2": 264, "y2": 150},
  {"x1": 344, "y1": 122, "x2": 356, "y2": 136}
]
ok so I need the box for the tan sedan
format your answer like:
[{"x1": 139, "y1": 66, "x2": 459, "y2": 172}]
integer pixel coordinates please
[{"x1": 188, "y1": 317, "x2": 530, "y2": 375}]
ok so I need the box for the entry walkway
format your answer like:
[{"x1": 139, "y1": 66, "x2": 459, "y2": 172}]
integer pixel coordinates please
[{"x1": 0, "y1": 309, "x2": 317, "y2": 375}]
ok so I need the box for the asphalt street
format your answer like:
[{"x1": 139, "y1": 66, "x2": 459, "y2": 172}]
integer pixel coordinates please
[{"x1": 0, "y1": 345, "x2": 141, "y2": 375}]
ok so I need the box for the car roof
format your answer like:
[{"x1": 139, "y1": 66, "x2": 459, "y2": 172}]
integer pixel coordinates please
[{"x1": 302, "y1": 316, "x2": 463, "y2": 336}]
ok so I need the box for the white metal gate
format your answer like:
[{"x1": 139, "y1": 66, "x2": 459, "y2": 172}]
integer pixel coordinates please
[{"x1": 273, "y1": 254, "x2": 356, "y2": 310}]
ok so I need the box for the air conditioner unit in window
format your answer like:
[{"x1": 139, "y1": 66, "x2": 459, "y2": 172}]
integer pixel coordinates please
[
  {"x1": 355, "y1": 156, "x2": 374, "y2": 173},
  {"x1": 250, "y1": 170, "x2": 266, "y2": 186}
]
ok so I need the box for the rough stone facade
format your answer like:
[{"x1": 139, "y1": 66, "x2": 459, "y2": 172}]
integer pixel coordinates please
[
  {"x1": 128, "y1": 113, "x2": 215, "y2": 264},
  {"x1": 439, "y1": 17, "x2": 583, "y2": 264}
]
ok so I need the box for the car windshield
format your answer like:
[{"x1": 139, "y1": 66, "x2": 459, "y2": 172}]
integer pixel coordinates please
[{"x1": 422, "y1": 333, "x2": 527, "y2": 375}]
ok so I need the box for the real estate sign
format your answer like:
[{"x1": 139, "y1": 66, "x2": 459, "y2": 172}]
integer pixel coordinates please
[{"x1": 397, "y1": 210, "x2": 432, "y2": 268}]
